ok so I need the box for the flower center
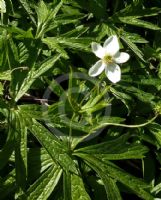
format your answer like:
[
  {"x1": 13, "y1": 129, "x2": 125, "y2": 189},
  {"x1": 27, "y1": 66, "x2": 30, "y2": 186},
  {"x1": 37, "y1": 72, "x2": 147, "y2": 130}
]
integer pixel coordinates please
[{"x1": 102, "y1": 54, "x2": 113, "y2": 64}]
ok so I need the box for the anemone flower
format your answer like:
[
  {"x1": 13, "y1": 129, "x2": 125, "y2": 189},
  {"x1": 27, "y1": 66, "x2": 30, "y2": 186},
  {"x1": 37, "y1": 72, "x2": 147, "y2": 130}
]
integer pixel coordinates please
[{"x1": 88, "y1": 35, "x2": 130, "y2": 83}]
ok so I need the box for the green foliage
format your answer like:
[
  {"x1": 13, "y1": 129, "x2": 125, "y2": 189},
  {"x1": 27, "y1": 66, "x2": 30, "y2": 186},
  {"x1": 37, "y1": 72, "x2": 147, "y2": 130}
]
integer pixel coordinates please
[{"x1": 0, "y1": 0, "x2": 161, "y2": 199}]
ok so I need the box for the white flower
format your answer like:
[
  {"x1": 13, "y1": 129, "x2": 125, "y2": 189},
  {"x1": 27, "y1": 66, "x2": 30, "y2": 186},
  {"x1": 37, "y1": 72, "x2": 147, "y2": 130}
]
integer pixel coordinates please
[
  {"x1": 0, "y1": 0, "x2": 6, "y2": 13},
  {"x1": 88, "y1": 35, "x2": 130, "y2": 83}
]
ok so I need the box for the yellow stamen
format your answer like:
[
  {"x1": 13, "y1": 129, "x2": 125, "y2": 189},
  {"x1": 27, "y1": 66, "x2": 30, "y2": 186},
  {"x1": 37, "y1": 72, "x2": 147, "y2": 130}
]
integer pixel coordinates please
[{"x1": 102, "y1": 54, "x2": 113, "y2": 64}]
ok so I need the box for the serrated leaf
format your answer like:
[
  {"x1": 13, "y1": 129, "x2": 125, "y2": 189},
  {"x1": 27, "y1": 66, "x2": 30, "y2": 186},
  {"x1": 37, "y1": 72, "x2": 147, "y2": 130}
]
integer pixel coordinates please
[
  {"x1": 75, "y1": 134, "x2": 130, "y2": 153},
  {"x1": 118, "y1": 85, "x2": 155, "y2": 104},
  {"x1": 48, "y1": 14, "x2": 85, "y2": 32},
  {"x1": 25, "y1": 165, "x2": 62, "y2": 200},
  {"x1": 5, "y1": 27, "x2": 34, "y2": 39},
  {"x1": 113, "y1": 4, "x2": 161, "y2": 18},
  {"x1": 119, "y1": 17, "x2": 161, "y2": 30},
  {"x1": 102, "y1": 176, "x2": 122, "y2": 200},
  {"x1": 151, "y1": 182, "x2": 161, "y2": 195},
  {"x1": 19, "y1": 104, "x2": 43, "y2": 120},
  {"x1": 121, "y1": 31, "x2": 148, "y2": 44},
  {"x1": 75, "y1": 135, "x2": 148, "y2": 160},
  {"x1": 95, "y1": 171, "x2": 122, "y2": 200},
  {"x1": 71, "y1": 174, "x2": 91, "y2": 200},
  {"x1": 110, "y1": 87, "x2": 133, "y2": 114},
  {"x1": 135, "y1": 77, "x2": 161, "y2": 90},
  {"x1": 14, "y1": 54, "x2": 60, "y2": 102},
  {"x1": 14, "y1": 111, "x2": 27, "y2": 197},
  {"x1": 147, "y1": 123, "x2": 161, "y2": 148},
  {"x1": 95, "y1": 145, "x2": 148, "y2": 160},
  {"x1": 24, "y1": 116, "x2": 78, "y2": 174},
  {"x1": 18, "y1": 42, "x2": 29, "y2": 64},
  {"x1": 43, "y1": 38, "x2": 69, "y2": 59},
  {"x1": 36, "y1": 0, "x2": 49, "y2": 25},
  {"x1": 44, "y1": 77, "x2": 65, "y2": 97},
  {"x1": 44, "y1": 37, "x2": 91, "y2": 52},
  {"x1": 96, "y1": 22, "x2": 117, "y2": 41},
  {"x1": 28, "y1": 148, "x2": 54, "y2": 182},
  {"x1": 18, "y1": 0, "x2": 35, "y2": 24},
  {"x1": 121, "y1": 35, "x2": 145, "y2": 61},
  {"x1": 77, "y1": 154, "x2": 154, "y2": 200},
  {"x1": 61, "y1": 25, "x2": 89, "y2": 37},
  {"x1": 36, "y1": 0, "x2": 63, "y2": 38}
]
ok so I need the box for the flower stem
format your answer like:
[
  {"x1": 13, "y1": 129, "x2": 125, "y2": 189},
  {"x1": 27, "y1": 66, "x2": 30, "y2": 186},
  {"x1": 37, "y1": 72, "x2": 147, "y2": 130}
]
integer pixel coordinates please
[{"x1": 90, "y1": 114, "x2": 158, "y2": 133}]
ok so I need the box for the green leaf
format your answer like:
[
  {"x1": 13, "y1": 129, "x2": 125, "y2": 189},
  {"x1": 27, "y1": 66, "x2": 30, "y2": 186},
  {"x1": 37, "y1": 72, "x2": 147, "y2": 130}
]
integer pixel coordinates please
[
  {"x1": 121, "y1": 35, "x2": 145, "y2": 61},
  {"x1": 0, "y1": 115, "x2": 15, "y2": 170},
  {"x1": 44, "y1": 77, "x2": 65, "y2": 97},
  {"x1": 75, "y1": 134, "x2": 129, "y2": 153},
  {"x1": 110, "y1": 87, "x2": 133, "y2": 114},
  {"x1": 119, "y1": 17, "x2": 161, "y2": 30},
  {"x1": 121, "y1": 31, "x2": 148, "y2": 44},
  {"x1": 24, "y1": 116, "x2": 78, "y2": 174},
  {"x1": 151, "y1": 182, "x2": 161, "y2": 195},
  {"x1": 18, "y1": 0, "x2": 35, "y2": 24},
  {"x1": 0, "y1": 170, "x2": 16, "y2": 199},
  {"x1": 147, "y1": 123, "x2": 161, "y2": 147},
  {"x1": 43, "y1": 37, "x2": 91, "y2": 52},
  {"x1": 94, "y1": 146, "x2": 148, "y2": 161},
  {"x1": 18, "y1": 42, "x2": 29, "y2": 64},
  {"x1": 96, "y1": 23, "x2": 117, "y2": 41},
  {"x1": 28, "y1": 148, "x2": 54, "y2": 182},
  {"x1": 53, "y1": 14, "x2": 85, "y2": 30},
  {"x1": 75, "y1": 135, "x2": 148, "y2": 160},
  {"x1": 36, "y1": 0, "x2": 49, "y2": 25},
  {"x1": 43, "y1": 38, "x2": 69, "y2": 59},
  {"x1": 36, "y1": 0, "x2": 63, "y2": 38},
  {"x1": 134, "y1": 77, "x2": 161, "y2": 91},
  {"x1": 113, "y1": 4, "x2": 161, "y2": 18},
  {"x1": 94, "y1": 170, "x2": 122, "y2": 200},
  {"x1": 0, "y1": 82, "x2": 3, "y2": 95},
  {"x1": 14, "y1": 111, "x2": 27, "y2": 197},
  {"x1": 101, "y1": 176, "x2": 122, "y2": 200},
  {"x1": 5, "y1": 26, "x2": 34, "y2": 39},
  {"x1": 117, "y1": 85, "x2": 155, "y2": 104},
  {"x1": 25, "y1": 165, "x2": 62, "y2": 200},
  {"x1": 77, "y1": 154, "x2": 154, "y2": 200},
  {"x1": 63, "y1": 171, "x2": 71, "y2": 200},
  {"x1": 71, "y1": 174, "x2": 91, "y2": 200},
  {"x1": 89, "y1": 0, "x2": 107, "y2": 19},
  {"x1": 14, "y1": 54, "x2": 60, "y2": 102},
  {"x1": 143, "y1": 154, "x2": 155, "y2": 184},
  {"x1": 58, "y1": 117, "x2": 91, "y2": 133},
  {"x1": 0, "y1": 70, "x2": 11, "y2": 80},
  {"x1": 19, "y1": 104, "x2": 44, "y2": 120}
]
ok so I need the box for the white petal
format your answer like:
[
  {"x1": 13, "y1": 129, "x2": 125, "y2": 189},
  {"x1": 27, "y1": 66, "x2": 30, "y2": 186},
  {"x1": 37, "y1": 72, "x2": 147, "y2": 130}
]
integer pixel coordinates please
[
  {"x1": 0, "y1": 0, "x2": 6, "y2": 13},
  {"x1": 103, "y1": 35, "x2": 119, "y2": 56},
  {"x1": 105, "y1": 63, "x2": 121, "y2": 83},
  {"x1": 91, "y1": 42, "x2": 105, "y2": 59},
  {"x1": 114, "y1": 52, "x2": 130, "y2": 64},
  {"x1": 89, "y1": 60, "x2": 105, "y2": 77}
]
